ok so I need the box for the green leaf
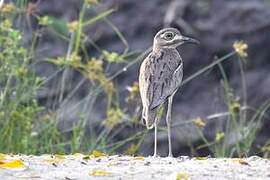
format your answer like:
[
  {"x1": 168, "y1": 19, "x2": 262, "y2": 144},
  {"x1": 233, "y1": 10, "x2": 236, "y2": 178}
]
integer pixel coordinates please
[{"x1": 38, "y1": 16, "x2": 69, "y2": 39}]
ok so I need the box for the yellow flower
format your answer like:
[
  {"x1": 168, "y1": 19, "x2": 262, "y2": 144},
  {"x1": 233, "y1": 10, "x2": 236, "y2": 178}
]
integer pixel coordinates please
[
  {"x1": 53, "y1": 56, "x2": 66, "y2": 66},
  {"x1": 229, "y1": 101, "x2": 241, "y2": 113},
  {"x1": 0, "y1": 19, "x2": 12, "y2": 29},
  {"x1": 0, "y1": 3, "x2": 15, "y2": 13},
  {"x1": 48, "y1": 55, "x2": 81, "y2": 68},
  {"x1": 87, "y1": 58, "x2": 103, "y2": 74},
  {"x1": 103, "y1": 108, "x2": 124, "y2": 128},
  {"x1": 86, "y1": 59, "x2": 105, "y2": 81},
  {"x1": 233, "y1": 41, "x2": 248, "y2": 58},
  {"x1": 126, "y1": 82, "x2": 139, "y2": 102},
  {"x1": 67, "y1": 21, "x2": 80, "y2": 32},
  {"x1": 192, "y1": 117, "x2": 206, "y2": 128},
  {"x1": 69, "y1": 53, "x2": 82, "y2": 68},
  {"x1": 102, "y1": 50, "x2": 124, "y2": 63},
  {"x1": 215, "y1": 132, "x2": 225, "y2": 142},
  {"x1": 127, "y1": 82, "x2": 139, "y2": 95}
]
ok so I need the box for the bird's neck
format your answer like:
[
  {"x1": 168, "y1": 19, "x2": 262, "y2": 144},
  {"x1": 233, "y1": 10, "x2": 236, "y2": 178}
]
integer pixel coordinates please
[{"x1": 153, "y1": 45, "x2": 177, "y2": 54}]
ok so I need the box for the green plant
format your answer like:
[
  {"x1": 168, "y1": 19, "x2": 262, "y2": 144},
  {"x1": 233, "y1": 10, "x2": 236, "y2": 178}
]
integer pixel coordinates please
[
  {"x1": 0, "y1": 0, "x2": 142, "y2": 155},
  {"x1": 157, "y1": 42, "x2": 269, "y2": 158},
  {"x1": 0, "y1": 2, "x2": 68, "y2": 154},
  {"x1": 192, "y1": 42, "x2": 270, "y2": 157},
  {"x1": 0, "y1": 1, "x2": 269, "y2": 158}
]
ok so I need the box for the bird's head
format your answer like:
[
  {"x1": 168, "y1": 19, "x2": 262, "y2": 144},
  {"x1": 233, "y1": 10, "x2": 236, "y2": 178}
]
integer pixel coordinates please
[{"x1": 153, "y1": 28, "x2": 199, "y2": 50}]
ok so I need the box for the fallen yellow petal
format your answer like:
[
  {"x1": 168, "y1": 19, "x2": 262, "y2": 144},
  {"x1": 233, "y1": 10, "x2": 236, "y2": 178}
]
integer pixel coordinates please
[
  {"x1": 176, "y1": 172, "x2": 189, "y2": 180},
  {"x1": 55, "y1": 154, "x2": 66, "y2": 159},
  {"x1": 134, "y1": 156, "x2": 145, "y2": 160},
  {"x1": 43, "y1": 155, "x2": 63, "y2": 164},
  {"x1": 0, "y1": 153, "x2": 7, "y2": 161},
  {"x1": 89, "y1": 169, "x2": 112, "y2": 176},
  {"x1": 195, "y1": 157, "x2": 207, "y2": 160},
  {"x1": 90, "y1": 150, "x2": 106, "y2": 158},
  {"x1": 0, "y1": 160, "x2": 24, "y2": 169},
  {"x1": 232, "y1": 159, "x2": 250, "y2": 166},
  {"x1": 73, "y1": 153, "x2": 83, "y2": 157}
]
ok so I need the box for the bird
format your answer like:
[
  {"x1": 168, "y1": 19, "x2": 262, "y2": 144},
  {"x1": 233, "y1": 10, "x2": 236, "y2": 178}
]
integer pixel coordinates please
[{"x1": 139, "y1": 27, "x2": 199, "y2": 157}]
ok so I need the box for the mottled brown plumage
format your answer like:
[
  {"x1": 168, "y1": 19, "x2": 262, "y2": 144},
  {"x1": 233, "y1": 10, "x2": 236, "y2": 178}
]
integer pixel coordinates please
[
  {"x1": 139, "y1": 27, "x2": 199, "y2": 157},
  {"x1": 139, "y1": 48, "x2": 183, "y2": 128}
]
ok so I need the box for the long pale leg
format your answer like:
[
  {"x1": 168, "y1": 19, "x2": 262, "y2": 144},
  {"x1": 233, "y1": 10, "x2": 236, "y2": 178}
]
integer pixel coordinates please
[
  {"x1": 166, "y1": 93, "x2": 175, "y2": 157},
  {"x1": 153, "y1": 121, "x2": 158, "y2": 157}
]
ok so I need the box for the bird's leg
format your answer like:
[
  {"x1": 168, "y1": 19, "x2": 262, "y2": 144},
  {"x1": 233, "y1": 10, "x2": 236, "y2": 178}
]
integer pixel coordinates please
[
  {"x1": 153, "y1": 120, "x2": 158, "y2": 157},
  {"x1": 166, "y1": 93, "x2": 175, "y2": 157}
]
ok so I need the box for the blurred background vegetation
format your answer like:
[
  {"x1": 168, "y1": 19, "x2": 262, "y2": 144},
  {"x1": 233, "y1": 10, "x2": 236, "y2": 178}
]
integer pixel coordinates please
[{"x1": 0, "y1": 0, "x2": 270, "y2": 157}]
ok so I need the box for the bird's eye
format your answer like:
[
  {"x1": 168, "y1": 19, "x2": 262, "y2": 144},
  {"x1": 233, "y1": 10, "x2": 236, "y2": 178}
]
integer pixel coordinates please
[{"x1": 164, "y1": 32, "x2": 174, "y2": 40}]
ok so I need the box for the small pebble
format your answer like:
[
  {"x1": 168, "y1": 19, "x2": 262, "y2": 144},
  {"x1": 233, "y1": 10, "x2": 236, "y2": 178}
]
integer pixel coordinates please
[
  {"x1": 52, "y1": 163, "x2": 57, "y2": 167},
  {"x1": 144, "y1": 161, "x2": 151, "y2": 166},
  {"x1": 81, "y1": 161, "x2": 87, "y2": 165}
]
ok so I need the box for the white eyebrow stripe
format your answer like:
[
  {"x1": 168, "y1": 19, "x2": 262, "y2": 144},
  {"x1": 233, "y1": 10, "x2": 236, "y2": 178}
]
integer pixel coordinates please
[{"x1": 161, "y1": 32, "x2": 175, "y2": 39}]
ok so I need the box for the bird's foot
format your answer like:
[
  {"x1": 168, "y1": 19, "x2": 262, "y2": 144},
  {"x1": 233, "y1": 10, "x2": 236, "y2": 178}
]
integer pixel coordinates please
[{"x1": 152, "y1": 153, "x2": 159, "y2": 158}]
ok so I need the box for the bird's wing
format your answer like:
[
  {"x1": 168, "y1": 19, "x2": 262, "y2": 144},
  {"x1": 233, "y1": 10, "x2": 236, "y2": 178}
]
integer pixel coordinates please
[
  {"x1": 150, "y1": 53, "x2": 183, "y2": 109},
  {"x1": 139, "y1": 53, "x2": 157, "y2": 108},
  {"x1": 139, "y1": 51, "x2": 183, "y2": 110}
]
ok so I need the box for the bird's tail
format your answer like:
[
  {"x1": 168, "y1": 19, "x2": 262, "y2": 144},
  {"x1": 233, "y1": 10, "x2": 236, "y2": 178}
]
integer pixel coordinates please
[{"x1": 141, "y1": 107, "x2": 157, "y2": 129}]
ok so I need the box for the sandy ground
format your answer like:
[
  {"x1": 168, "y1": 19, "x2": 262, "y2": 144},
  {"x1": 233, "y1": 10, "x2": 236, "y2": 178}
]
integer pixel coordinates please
[{"x1": 0, "y1": 154, "x2": 269, "y2": 180}]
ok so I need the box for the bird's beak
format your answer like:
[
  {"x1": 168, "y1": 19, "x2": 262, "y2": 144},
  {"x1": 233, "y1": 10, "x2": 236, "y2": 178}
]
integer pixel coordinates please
[{"x1": 181, "y1": 36, "x2": 200, "y2": 44}]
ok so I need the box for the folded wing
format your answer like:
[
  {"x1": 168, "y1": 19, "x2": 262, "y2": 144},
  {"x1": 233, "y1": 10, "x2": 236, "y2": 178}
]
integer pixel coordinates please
[{"x1": 139, "y1": 50, "x2": 183, "y2": 110}]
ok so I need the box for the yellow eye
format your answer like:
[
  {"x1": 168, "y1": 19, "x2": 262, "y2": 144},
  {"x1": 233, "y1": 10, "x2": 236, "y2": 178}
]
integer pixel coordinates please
[{"x1": 164, "y1": 32, "x2": 174, "y2": 40}]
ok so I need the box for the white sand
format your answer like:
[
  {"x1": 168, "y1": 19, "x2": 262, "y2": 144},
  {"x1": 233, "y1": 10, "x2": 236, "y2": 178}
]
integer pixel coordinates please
[{"x1": 0, "y1": 154, "x2": 269, "y2": 180}]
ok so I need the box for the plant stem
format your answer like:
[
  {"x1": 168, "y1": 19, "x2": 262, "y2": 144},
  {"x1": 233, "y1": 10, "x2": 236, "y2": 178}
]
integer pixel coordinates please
[{"x1": 181, "y1": 52, "x2": 236, "y2": 86}]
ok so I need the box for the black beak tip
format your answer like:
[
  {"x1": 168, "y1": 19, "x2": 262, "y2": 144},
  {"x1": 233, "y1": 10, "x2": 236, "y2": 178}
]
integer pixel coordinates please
[
  {"x1": 188, "y1": 38, "x2": 200, "y2": 45},
  {"x1": 183, "y1": 36, "x2": 200, "y2": 45}
]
